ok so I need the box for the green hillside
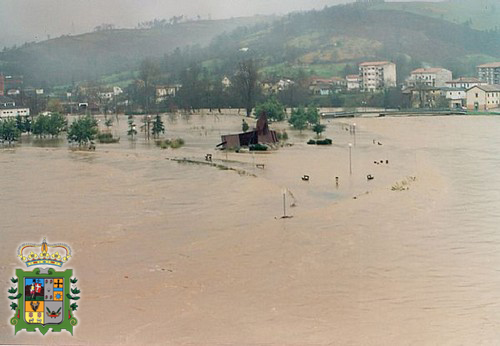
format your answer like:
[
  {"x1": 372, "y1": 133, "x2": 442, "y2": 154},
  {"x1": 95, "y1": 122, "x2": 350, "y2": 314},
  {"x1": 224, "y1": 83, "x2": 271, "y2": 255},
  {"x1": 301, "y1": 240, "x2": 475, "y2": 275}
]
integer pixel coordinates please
[{"x1": 369, "y1": 0, "x2": 499, "y2": 31}]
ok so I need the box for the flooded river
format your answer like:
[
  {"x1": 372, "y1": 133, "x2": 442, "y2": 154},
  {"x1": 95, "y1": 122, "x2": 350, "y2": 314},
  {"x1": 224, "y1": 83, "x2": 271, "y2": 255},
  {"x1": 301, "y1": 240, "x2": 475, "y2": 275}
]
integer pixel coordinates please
[{"x1": 1, "y1": 113, "x2": 500, "y2": 344}]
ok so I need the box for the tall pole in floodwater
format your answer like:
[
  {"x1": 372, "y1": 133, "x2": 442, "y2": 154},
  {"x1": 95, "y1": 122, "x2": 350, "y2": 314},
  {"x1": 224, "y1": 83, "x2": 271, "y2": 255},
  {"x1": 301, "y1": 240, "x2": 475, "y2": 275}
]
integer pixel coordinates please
[
  {"x1": 350, "y1": 143, "x2": 353, "y2": 175},
  {"x1": 282, "y1": 188, "x2": 287, "y2": 218},
  {"x1": 353, "y1": 123, "x2": 356, "y2": 146}
]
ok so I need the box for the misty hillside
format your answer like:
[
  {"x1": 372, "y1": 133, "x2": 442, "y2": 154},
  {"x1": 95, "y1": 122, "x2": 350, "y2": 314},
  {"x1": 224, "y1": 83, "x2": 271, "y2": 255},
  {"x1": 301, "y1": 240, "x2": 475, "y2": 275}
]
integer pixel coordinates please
[
  {"x1": 202, "y1": 4, "x2": 499, "y2": 81},
  {"x1": 369, "y1": 0, "x2": 499, "y2": 31},
  {"x1": 1, "y1": 2, "x2": 499, "y2": 88},
  {"x1": 0, "y1": 16, "x2": 271, "y2": 86}
]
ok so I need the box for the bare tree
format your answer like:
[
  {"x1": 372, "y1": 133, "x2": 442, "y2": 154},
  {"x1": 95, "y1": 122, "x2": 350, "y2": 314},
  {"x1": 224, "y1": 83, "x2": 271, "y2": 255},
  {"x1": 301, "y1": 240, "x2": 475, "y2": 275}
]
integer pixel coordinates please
[
  {"x1": 233, "y1": 60, "x2": 259, "y2": 117},
  {"x1": 139, "y1": 59, "x2": 161, "y2": 113}
]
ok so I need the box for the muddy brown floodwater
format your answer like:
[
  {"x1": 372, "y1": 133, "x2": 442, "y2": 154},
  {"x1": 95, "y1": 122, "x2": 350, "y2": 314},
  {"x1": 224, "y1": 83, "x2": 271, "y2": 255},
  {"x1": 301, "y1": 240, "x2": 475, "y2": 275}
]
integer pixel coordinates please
[{"x1": 2, "y1": 113, "x2": 500, "y2": 344}]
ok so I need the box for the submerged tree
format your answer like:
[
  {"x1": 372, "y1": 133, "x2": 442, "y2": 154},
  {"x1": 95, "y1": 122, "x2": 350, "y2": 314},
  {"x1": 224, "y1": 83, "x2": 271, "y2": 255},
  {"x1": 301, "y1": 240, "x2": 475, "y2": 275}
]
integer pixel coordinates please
[
  {"x1": 288, "y1": 106, "x2": 307, "y2": 133},
  {"x1": 0, "y1": 118, "x2": 21, "y2": 144},
  {"x1": 46, "y1": 113, "x2": 67, "y2": 137},
  {"x1": 104, "y1": 117, "x2": 113, "y2": 131},
  {"x1": 127, "y1": 115, "x2": 137, "y2": 138},
  {"x1": 151, "y1": 114, "x2": 165, "y2": 138},
  {"x1": 15, "y1": 115, "x2": 25, "y2": 133},
  {"x1": 32, "y1": 115, "x2": 48, "y2": 137},
  {"x1": 32, "y1": 113, "x2": 67, "y2": 137},
  {"x1": 254, "y1": 98, "x2": 285, "y2": 122},
  {"x1": 23, "y1": 116, "x2": 32, "y2": 134},
  {"x1": 67, "y1": 116, "x2": 98, "y2": 147},
  {"x1": 306, "y1": 104, "x2": 320, "y2": 125},
  {"x1": 312, "y1": 123, "x2": 326, "y2": 138}
]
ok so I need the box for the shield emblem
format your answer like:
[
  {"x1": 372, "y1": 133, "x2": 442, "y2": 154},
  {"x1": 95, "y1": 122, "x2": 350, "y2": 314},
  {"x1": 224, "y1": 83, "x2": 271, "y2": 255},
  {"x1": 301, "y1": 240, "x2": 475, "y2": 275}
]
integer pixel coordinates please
[
  {"x1": 10, "y1": 268, "x2": 78, "y2": 335},
  {"x1": 24, "y1": 277, "x2": 64, "y2": 325},
  {"x1": 9, "y1": 238, "x2": 79, "y2": 335}
]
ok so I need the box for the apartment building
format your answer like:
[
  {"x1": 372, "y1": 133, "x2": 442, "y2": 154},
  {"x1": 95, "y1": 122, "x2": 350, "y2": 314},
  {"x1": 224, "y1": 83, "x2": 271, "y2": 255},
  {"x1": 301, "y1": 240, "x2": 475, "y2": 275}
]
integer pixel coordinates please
[{"x1": 359, "y1": 61, "x2": 396, "y2": 92}]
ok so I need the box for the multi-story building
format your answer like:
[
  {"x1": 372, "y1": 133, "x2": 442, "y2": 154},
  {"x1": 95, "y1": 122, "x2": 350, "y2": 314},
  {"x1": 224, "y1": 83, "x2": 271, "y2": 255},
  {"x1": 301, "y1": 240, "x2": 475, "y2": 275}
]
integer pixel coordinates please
[
  {"x1": 443, "y1": 88, "x2": 467, "y2": 109},
  {"x1": 359, "y1": 61, "x2": 396, "y2": 92},
  {"x1": 0, "y1": 95, "x2": 30, "y2": 118},
  {"x1": 478, "y1": 62, "x2": 500, "y2": 85},
  {"x1": 155, "y1": 84, "x2": 182, "y2": 103},
  {"x1": 346, "y1": 75, "x2": 361, "y2": 90},
  {"x1": 446, "y1": 77, "x2": 487, "y2": 89},
  {"x1": 407, "y1": 68, "x2": 452, "y2": 88},
  {"x1": 466, "y1": 85, "x2": 500, "y2": 111}
]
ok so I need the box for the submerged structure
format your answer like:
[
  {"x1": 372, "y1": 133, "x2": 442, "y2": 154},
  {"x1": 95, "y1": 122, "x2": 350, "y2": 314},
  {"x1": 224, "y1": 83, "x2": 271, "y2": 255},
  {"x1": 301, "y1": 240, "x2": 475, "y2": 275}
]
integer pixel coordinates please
[{"x1": 218, "y1": 114, "x2": 279, "y2": 150}]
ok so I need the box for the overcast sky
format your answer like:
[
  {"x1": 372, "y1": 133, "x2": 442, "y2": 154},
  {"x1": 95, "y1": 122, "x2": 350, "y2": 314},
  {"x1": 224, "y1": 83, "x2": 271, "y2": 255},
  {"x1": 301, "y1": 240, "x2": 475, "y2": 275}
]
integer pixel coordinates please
[{"x1": 0, "y1": 0, "x2": 439, "y2": 47}]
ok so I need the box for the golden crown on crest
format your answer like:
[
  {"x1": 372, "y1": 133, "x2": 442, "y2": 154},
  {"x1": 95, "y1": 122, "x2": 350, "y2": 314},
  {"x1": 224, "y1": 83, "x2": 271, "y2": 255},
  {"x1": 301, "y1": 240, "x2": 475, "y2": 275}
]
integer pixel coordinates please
[{"x1": 17, "y1": 238, "x2": 72, "y2": 268}]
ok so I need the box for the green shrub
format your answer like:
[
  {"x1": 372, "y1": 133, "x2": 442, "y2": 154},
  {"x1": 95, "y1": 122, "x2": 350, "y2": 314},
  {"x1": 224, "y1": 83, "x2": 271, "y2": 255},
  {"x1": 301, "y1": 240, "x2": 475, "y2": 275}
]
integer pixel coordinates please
[
  {"x1": 155, "y1": 138, "x2": 184, "y2": 149},
  {"x1": 307, "y1": 138, "x2": 332, "y2": 145},
  {"x1": 316, "y1": 138, "x2": 332, "y2": 145},
  {"x1": 249, "y1": 143, "x2": 268, "y2": 151},
  {"x1": 97, "y1": 132, "x2": 120, "y2": 143},
  {"x1": 170, "y1": 138, "x2": 185, "y2": 149}
]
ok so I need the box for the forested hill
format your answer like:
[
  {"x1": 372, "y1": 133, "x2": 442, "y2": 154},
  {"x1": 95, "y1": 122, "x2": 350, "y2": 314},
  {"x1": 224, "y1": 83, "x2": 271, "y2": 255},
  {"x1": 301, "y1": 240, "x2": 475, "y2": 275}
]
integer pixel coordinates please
[
  {"x1": 0, "y1": 16, "x2": 271, "y2": 86},
  {"x1": 368, "y1": 0, "x2": 499, "y2": 31},
  {"x1": 1, "y1": 2, "x2": 499, "y2": 88},
  {"x1": 202, "y1": 4, "x2": 499, "y2": 81}
]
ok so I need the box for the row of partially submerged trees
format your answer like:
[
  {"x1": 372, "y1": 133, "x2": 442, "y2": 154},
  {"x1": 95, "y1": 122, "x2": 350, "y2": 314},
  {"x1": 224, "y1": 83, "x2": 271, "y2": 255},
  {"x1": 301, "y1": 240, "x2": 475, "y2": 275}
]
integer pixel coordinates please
[
  {"x1": 0, "y1": 113, "x2": 172, "y2": 149},
  {"x1": 1, "y1": 97, "x2": 326, "y2": 148},
  {"x1": 251, "y1": 98, "x2": 327, "y2": 137}
]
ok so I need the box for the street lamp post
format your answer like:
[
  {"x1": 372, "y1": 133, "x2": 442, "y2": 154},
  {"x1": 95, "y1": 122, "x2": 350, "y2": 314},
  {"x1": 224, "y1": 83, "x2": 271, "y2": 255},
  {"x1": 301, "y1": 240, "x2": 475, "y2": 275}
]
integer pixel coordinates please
[{"x1": 349, "y1": 144, "x2": 353, "y2": 175}]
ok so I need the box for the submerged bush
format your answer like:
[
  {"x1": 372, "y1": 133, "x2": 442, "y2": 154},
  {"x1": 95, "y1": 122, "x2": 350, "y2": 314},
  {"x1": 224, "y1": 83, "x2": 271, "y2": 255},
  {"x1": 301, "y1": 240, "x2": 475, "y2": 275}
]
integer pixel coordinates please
[
  {"x1": 277, "y1": 130, "x2": 288, "y2": 141},
  {"x1": 249, "y1": 143, "x2": 268, "y2": 151},
  {"x1": 97, "y1": 132, "x2": 120, "y2": 143},
  {"x1": 307, "y1": 138, "x2": 332, "y2": 145},
  {"x1": 155, "y1": 138, "x2": 185, "y2": 149},
  {"x1": 316, "y1": 138, "x2": 332, "y2": 145}
]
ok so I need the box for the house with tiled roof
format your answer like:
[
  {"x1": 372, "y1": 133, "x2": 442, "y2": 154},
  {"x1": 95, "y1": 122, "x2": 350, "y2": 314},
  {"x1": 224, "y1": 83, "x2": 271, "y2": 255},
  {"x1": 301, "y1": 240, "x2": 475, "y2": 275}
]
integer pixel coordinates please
[
  {"x1": 446, "y1": 77, "x2": 487, "y2": 89},
  {"x1": 466, "y1": 84, "x2": 500, "y2": 111},
  {"x1": 407, "y1": 68, "x2": 452, "y2": 88}
]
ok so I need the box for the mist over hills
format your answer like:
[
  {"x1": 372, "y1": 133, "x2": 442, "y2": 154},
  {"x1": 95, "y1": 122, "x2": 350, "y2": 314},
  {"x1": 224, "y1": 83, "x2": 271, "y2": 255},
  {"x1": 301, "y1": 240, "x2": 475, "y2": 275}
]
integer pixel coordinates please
[
  {"x1": 0, "y1": 0, "x2": 498, "y2": 87},
  {"x1": 0, "y1": 16, "x2": 272, "y2": 86}
]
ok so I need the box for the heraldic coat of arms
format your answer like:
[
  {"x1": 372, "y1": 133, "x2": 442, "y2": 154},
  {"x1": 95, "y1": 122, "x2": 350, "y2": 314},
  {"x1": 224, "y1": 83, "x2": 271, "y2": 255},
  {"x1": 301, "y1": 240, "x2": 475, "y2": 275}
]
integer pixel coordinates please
[{"x1": 8, "y1": 238, "x2": 80, "y2": 335}]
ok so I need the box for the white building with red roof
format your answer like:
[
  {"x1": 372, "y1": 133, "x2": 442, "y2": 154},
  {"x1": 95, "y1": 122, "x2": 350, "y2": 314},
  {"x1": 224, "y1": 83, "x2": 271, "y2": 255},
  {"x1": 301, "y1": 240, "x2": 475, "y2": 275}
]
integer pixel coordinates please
[
  {"x1": 359, "y1": 61, "x2": 396, "y2": 92},
  {"x1": 408, "y1": 67, "x2": 452, "y2": 88},
  {"x1": 446, "y1": 77, "x2": 487, "y2": 89}
]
